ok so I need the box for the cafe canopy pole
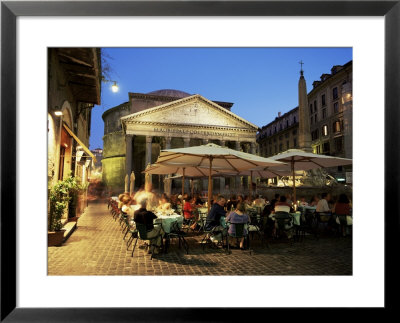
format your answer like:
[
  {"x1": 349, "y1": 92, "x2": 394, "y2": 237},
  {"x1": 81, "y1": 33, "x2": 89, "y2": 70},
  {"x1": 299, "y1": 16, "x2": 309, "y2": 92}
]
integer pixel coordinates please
[
  {"x1": 291, "y1": 158, "x2": 296, "y2": 204},
  {"x1": 208, "y1": 156, "x2": 213, "y2": 213},
  {"x1": 182, "y1": 167, "x2": 185, "y2": 198}
]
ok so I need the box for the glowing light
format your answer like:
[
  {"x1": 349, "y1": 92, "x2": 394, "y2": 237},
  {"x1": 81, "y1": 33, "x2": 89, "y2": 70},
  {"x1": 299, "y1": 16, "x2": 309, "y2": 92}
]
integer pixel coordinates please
[
  {"x1": 54, "y1": 111, "x2": 63, "y2": 116},
  {"x1": 111, "y1": 81, "x2": 119, "y2": 93}
]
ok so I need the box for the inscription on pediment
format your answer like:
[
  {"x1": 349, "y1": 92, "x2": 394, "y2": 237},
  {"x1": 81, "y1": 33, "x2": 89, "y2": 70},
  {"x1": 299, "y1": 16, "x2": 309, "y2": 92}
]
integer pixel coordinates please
[{"x1": 132, "y1": 100, "x2": 246, "y2": 129}]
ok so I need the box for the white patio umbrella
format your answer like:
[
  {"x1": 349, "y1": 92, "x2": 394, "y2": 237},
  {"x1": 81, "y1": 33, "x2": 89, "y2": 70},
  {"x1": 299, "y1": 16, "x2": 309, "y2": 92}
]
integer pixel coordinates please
[
  {"x1": 154, "y1": 143, "x2": 286, "y2": 211},
  {"x1": 270, "y1": 149, "x2": 352, "y2": 203},
  {"x1": 129, "y1": 171, "x2": 135, "y2": 196}
]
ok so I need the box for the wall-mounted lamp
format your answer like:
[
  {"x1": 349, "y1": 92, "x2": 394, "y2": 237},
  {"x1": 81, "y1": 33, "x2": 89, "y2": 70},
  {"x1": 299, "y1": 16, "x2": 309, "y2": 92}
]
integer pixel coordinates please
[{"x1": 54, "y1": 110, "x2": 63, "y2": 116}]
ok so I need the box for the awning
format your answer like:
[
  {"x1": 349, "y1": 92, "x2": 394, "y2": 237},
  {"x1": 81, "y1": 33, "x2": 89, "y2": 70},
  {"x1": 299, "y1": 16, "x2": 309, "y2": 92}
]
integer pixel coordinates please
[{"x1": 63, "y1": 123, "x2": 96, "y2": 163}]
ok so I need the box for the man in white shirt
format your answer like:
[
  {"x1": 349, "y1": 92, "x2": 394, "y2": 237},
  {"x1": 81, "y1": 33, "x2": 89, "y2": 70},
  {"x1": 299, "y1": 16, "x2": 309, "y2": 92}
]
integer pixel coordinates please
[
  {"x1": 316, "y1": 193, "x2": 333, "y2": 226},
  {"x1": 316, "y1": 193, "x2": 332, "y2": 213}
]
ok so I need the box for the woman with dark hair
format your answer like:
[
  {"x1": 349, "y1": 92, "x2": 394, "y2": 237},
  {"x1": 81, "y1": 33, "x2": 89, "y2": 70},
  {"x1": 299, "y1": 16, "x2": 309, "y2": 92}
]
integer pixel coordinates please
[
  {"x1": 226, "y1": 195, "x2": 237, "y2": 212},
  {"x1": 226, "y1": 202, "x2": 250, "y2": 250},
  {"x1": 333, "y1": 193, "x2": 351, "y2": 236}
]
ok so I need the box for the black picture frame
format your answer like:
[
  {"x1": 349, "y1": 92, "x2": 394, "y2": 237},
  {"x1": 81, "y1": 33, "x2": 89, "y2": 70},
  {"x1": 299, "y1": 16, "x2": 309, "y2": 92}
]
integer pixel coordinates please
[{"x1": 1, "y1": 0, "x2": 398, "y2": 321}]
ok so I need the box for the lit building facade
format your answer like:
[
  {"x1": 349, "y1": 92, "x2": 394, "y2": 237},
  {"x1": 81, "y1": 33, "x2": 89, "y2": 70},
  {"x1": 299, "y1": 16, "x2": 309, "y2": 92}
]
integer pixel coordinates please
[
  {"x1": 47, "y1": 48, "x2": 101, "y2": 220},
  {"x1": 102, "y1": 90, "x2": 259, "y2": 194},
  {"x1": 257, "y1": 60, "x2": 353, "y2": 182}
]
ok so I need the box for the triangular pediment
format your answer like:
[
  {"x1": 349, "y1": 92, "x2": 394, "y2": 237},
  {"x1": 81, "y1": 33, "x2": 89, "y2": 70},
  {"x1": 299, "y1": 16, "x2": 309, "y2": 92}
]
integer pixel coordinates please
[{"x1": 121, "y1": 95, "x2": 258, "y2": 131}]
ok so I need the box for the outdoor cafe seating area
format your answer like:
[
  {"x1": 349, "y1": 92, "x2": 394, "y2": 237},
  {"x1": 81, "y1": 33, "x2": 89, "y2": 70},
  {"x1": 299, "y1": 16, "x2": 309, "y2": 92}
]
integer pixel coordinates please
[
  {"x1": 107, "y1": 191, "x2": 353, "y2": 259},
  {"x1": 106, "y1": 143, "x2": 352, "y2": 259}
]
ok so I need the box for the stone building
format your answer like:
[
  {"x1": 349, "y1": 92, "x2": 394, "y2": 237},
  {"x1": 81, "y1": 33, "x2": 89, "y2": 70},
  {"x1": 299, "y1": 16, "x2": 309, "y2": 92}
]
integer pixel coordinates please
[
  {"x1": 257, "y1": 60, "x2": 353, "y2": 181},
  {"x1": 47, "y1": 48, "x2": 101, "y2": 220},
  {"x1": 308, "y1": 61, "x2": 352, "y2": 159},
  {"x1": 102, "y1": 89, "x2": 259, "y2": 193},
  {"x1": 257, "y1": 108, "x2": 299, "y2": 157}
]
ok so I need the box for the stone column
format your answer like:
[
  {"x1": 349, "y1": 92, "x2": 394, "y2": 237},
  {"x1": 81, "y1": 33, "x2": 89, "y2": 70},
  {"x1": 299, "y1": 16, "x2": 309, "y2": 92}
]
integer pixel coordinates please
[
  {"x1": 235, "y1": 141, "x2": 242, "y2": 192},
  {"x1": 125, "y1": 135, "x2": 133, "y2": 187},
  {"x1": 165, "y1": 136, "x2": 171, "y2": 149},
  {"x1": 145, "y1": 135, "x2": 152, "y2": 167},
  {"x1": 183, "y1": 137, "x2": 190, "y2": 148},
  {"x1": 202, "y1": 139, "x2": 209, "y2": 192},
  {"x1": 250, "y1": 142, "x2": 256, "y2": 155}
]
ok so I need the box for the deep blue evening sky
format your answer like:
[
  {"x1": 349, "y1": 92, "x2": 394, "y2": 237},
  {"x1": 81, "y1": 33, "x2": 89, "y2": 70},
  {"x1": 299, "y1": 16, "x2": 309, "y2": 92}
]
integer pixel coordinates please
[{"x1": 89, "y1": 47, "x2": 352, "y2": 149}]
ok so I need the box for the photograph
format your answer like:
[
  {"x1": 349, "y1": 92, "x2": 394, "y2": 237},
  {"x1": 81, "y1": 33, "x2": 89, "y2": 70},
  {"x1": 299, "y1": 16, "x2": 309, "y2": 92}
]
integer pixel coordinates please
[
  {"x1": 47, "y1": 47, "x2": 354, "y2": 276},
  {"x1": 2, "y1": 0, "x2": 397, "y2": 319}
]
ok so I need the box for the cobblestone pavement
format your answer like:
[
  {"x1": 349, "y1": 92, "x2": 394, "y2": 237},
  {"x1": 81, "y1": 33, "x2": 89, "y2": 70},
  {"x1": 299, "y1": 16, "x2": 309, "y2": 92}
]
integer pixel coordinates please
[{"x1": 48, "y1": 201, "x2": 352, "y2": 276}]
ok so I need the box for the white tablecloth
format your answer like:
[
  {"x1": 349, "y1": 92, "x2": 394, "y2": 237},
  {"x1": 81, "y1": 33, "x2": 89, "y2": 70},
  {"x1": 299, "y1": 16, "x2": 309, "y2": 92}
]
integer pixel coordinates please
[{"x1": 154, "y1": 214, "x2": 183, "y2": 233}]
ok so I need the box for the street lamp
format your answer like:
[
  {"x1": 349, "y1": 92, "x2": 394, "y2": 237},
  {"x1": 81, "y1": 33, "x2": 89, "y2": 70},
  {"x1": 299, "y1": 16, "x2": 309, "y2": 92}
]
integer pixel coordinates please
[{"x1": 111, "y1": 81, "x2": 119, "y2": 93}]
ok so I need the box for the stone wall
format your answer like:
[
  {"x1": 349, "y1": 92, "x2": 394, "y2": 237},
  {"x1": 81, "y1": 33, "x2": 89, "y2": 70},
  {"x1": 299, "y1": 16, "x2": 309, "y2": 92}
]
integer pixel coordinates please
[
  {"x1": 102, "y1": 156, "x2": 126, "y2": 191},
  {"x1": 103, "y1": 131, "x2": 126, "y2": 158}
]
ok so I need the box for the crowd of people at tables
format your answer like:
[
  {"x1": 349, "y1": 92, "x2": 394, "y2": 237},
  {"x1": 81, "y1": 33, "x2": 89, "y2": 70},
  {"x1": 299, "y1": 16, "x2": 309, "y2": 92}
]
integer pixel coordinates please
[{"x1": 115, "y1": 183, "x2": 352, "y2": 254}]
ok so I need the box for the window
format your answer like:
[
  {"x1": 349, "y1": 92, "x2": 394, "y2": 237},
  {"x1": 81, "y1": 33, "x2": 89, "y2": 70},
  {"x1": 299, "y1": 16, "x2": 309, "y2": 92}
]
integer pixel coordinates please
[
  {"x1": 292, "y1": 129, "x2": 297, "y2": 135},
  {"x1": 316, "y1": 145, "x2": 321, "y2": 154},
  {"x1": 333, "y1": 87, "x2": 338, "y2": 100},
  {"x1": 322, "y1": 108, "x2": 327, "y2": 119},
  {"x1": 293, "y1": 138, "x2": 297, "y2": 147},
  {"x1": 285, "y1": 132, "x2": 289, "y2": 138},
  {"x1": 293, "y1": 116, "x2": 296, "y2": 123},
  {"x1": 286, "y1": 120, "x2": 289, "y2": 128},
  {"x1": 322, "y1": 94, "x2": 326, "y2": 106},
  {"x1": 322, "y1": 124, "x2": 328, "y2": 136},
  {"x1": 314, "y1": 100, "x2": 317, "y2": 112},
  {"x1": 334, "y1": 102, "x2": 339, "y2": 113},
  {"x1": 310, "y1": 104, "x2": 313, "y2": 114},
  {"x1": 279, "y1": 135, "x2": 283, "y2": 141},
  {"x1": 334, "y1": 137, "x2": 343, "y2": 152},
  {"x1": 314, "y1": 115, "x2": 317, "y2": 123},
  {"x1": 333, "y1": 121, "x2": 341, "y2": 133},
  {"x1": 311, "y1": 129, "x2": 319, "y2": 141},
  {"x1": 323, "y1": 142, "x2": 330, "y2": 153},
  {"x1": 274, "y1": 126, "x2": 277, "y2": 133},
  {"x1": 286, "y1": 141, "x2": 290, "y2": 149}
]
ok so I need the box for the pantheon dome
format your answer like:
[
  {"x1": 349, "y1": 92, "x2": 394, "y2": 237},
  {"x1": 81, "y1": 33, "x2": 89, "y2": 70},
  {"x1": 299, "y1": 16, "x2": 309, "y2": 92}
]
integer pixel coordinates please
[{"x1": 146, "y1": 89, "x2": 192, "y2": 98}]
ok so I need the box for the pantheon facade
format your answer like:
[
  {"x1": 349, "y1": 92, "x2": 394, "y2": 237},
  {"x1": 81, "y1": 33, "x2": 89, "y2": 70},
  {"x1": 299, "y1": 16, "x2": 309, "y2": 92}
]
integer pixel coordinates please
[{"x1": 102, "y1": 89, "x2": 259, "y2": 194}]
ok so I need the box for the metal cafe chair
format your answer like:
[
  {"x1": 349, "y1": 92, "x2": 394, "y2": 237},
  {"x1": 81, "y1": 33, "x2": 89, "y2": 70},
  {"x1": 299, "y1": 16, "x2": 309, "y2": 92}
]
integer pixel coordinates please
[
  {"x1": 248, "y1": 215, "x2": 268, "y2": 248},
  {"x1": 131, "y1": 223, "x2": 163, "y2": 260},
  {"x1": 226, "y1": 222, "x2": 252, "y2": 255},
  {"x1": 164, "y1": 221, "x2": 189, "y2": 254},
  {"x1": 274, "y1": 212, "x2": 294, "y2": 246}
]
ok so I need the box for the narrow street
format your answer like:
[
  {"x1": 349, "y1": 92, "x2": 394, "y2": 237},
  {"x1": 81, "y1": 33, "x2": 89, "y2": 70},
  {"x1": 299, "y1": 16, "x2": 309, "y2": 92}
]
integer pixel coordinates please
[{"x1": 48, "y1": 201, "x2": 352, "y2": 276}]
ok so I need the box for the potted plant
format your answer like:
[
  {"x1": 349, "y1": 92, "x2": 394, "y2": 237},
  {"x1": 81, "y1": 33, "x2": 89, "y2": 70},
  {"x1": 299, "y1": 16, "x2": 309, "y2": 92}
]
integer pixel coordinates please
[{"x1": 48, "y1": 175, "x2": 77, "y2": 246}]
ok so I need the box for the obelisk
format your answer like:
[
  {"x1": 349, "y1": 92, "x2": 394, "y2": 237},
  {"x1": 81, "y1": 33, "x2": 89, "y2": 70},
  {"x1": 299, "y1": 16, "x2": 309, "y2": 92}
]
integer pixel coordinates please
[{"x1": 298, "y1": 61, "x2": 312, "y2": 152}]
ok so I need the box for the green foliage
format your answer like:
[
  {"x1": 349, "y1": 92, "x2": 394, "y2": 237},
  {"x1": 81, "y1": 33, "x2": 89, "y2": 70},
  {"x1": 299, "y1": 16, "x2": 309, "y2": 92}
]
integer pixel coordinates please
[{"x1": 48, "y1": 174, "x2": 87, "y2": 231}]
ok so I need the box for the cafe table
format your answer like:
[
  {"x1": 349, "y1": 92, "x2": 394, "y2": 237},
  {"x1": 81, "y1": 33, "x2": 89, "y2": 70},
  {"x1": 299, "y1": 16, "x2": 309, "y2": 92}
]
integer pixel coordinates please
[
  {"x1": 154, "y1": 213, "x2": 184, "y2": 234},
  {"x1": 268, "y1": 212, "x2": 301, "y2": 226}
]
